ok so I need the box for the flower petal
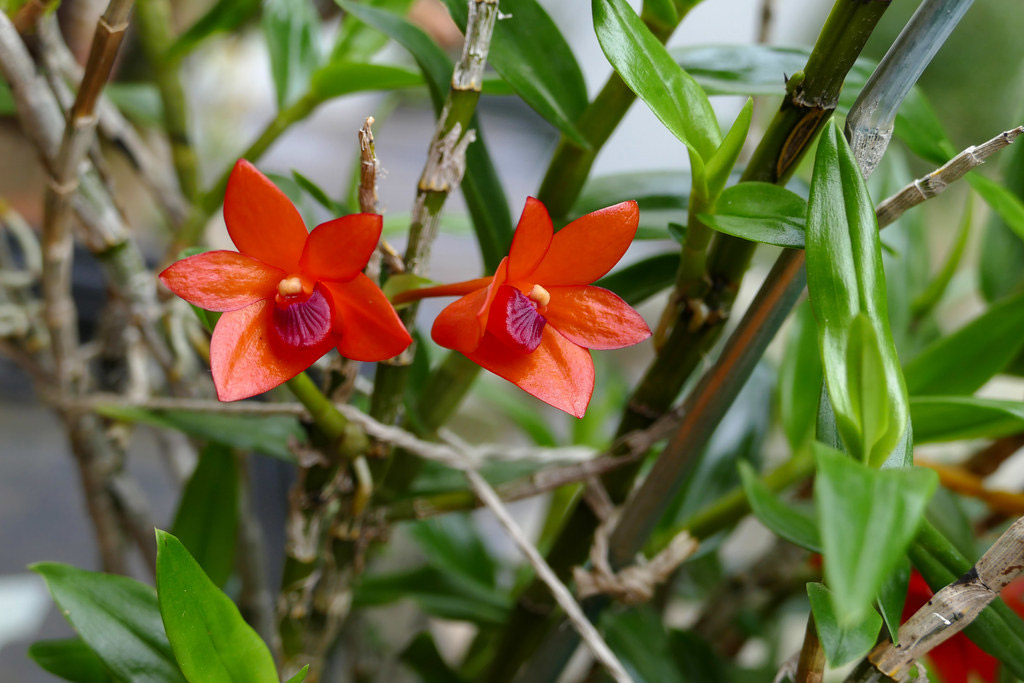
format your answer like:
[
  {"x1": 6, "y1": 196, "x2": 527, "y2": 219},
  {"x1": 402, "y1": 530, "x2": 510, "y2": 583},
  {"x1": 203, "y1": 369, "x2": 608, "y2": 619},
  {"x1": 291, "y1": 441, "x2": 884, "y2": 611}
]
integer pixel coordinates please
[
  {"x1": 159, "y1": 250, "x2": 283, "y2": 312},
  {"x1": 432, "y1": 288, "x2": 489, "y2": 354},
  {"x1": 466, "y1": 328, "x2": 594, "y2": 418},
  {"x1": 543, "y1": 285, "x2": 651, "y2": 350},
  {"x1": 223, "y1": 160, "x2": 308, "y2": 272},
  {"x1": 210, "y1": 300, "x2": 334, "y2": 401},
  {"x1": 476, "y1": 257, "x2": 509, "y2": 332},
  {"x1": 322, "y1": 274, "x2": 412, "y2": 361},
  {"x1": 529, "y1": 200, "x2": 639, "y2": 285},
  {"x1": 299, "y1": 214, "x2": 382, "y2": 282},
  {"x1": 507, "y1": 197, "x2": 553, "y2": 281}
]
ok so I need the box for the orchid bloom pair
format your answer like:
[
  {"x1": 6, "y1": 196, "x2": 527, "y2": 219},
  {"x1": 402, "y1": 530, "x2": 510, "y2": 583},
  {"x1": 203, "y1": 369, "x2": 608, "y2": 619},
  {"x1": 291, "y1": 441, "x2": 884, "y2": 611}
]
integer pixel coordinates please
[{"x1": 160, "y1": 162, "x2": 650, "y2": 416}]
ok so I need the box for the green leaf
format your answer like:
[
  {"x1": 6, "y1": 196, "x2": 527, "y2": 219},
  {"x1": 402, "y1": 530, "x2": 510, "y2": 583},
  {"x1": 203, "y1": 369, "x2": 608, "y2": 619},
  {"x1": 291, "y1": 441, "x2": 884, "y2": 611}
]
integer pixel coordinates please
[
  {"x1": 807, "y1": 582, "x2": 882, "y2": 666},
  {"x1": 336, "y1": 1, "x2": 512, "y2": 270},
  {"x1": 673, "y1": 44, "x2": 820, "y2": 96},
  {"x1": 738, "y1": 461, "x2": 819, "y2": 552},
  {"x1": 28, "y1": 638, "x2": 115, "y2": 683},
  {"x1": 980, "y1": 130, "x2": 1024, "y2": 302},
  {"x1": 904, "y1": 289, "x2": 1024, "y2": 395},
  {"x1": 910, "y1": 192, "x2": 972, "y2": 317},
  {"x1": 441, "y1": 0, "x2": 589, "y2": 147},
  {"x1": 705, "y1": 98, "x2": 752, "y2": 199},
  {"x1": 968, "y1": 172, "x2": 1024, "y2": 243},
  {"x1": 806, "y1": 120, "x2": 908, "y2": 466},
  {"x1": 699, "y1": 181, "x2": 806, "y2": 248},
  {"x1": 95, "y1": 405, "x2": 304, "y2": 461},
  {"x1": 171, "y1": 444, "x2": 239, "y2": 588},
  {"x1": 407, "y1": 514, "x2": 497, "y2": 588},
  {"x1": 400, "y1": 632, "x2": 467, "y2": 683},
  {"x1": 291, "y1": 169, "x2": 348, "y2": 215},
  {"x1": 876, "y1": 559, "x2": 909, "y2": 643},
  {"x1": 383, "y1": 273, "x2": 437, "y2": 304},
  {"x1": 262, "y1": 0, "x2": 321, "y2": 109},
  {"x1": 593, "y1": 0, "x2": 720, "y2": 162},
  {"x1": 603, "y1": 607, "x2": 685, "y2": 683},
  {"x1": 814, "y1": 444, "x2": 938, "y2": 625},
  {"x1": 310, "y1": 61, "x2": 423, "y2": 101},
  {"x1": 331, "y1": 0, "x2": 414, "y2": 62},
  {"x1": 167, "y1": 0, "x2": 261, "y2": 61},
  {"x1": 284, "y1": 665, "x2": 310, "y2": 683},
  {"x1": 354, "y1": 567, "x2": 510, "y2": 625},
  {"x1": 910, "y1": 396, "x2": 1024, "y2": 443},
  {"x1": 32, "y1": 563, "x2": 186, "y2": 683},
  {"x1": 575, "y1": 170, "x2": 691, "y2": 216},
  {"x1": 893, "y1": 88, "x2": 956, "y2": 166},
  {"x1": 596, "y1": 252, "x2": 679, "y2": 306},
  {"x1": 778, "y1": 303, "x2": 822, "y2": 451},
  {"x1": 155, "y1": 531, "x2": 277, "y2": 683}
]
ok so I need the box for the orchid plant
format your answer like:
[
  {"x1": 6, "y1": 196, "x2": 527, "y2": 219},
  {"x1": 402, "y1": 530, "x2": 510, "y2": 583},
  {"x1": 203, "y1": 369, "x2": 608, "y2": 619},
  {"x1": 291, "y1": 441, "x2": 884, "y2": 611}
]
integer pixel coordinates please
[{"x1": 2, "y1": 0, "x2": 1024, "y2": 682}]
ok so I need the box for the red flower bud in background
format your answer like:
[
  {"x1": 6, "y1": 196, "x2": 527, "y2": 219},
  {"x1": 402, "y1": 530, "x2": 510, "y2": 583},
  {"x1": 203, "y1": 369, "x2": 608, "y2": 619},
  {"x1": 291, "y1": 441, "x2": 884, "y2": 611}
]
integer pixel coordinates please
[
  {"x1": 399, "y1": 197, "x2": 650, "y2": 417},
  {"x1": 160, "y1": 160, "x2": 412, "y2": 401}
]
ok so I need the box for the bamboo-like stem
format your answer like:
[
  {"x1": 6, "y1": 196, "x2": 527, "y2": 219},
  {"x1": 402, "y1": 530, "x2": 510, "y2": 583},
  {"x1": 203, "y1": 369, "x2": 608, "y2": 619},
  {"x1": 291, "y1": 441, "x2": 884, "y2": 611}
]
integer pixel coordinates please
[
  {"x1": 134, "y1": 0, "x2": 198, "y2": 202},
  {"x1": 848, "y1": 517, "x2": 1024, "y2": 681},
  {"x1": 794, "y1": 614, "x2": 825, "y2": 683},
  {"x1": 43, "y1": 0, "x2": 134, "y2": 389},
  {"x1": 367, "y1": 0, "x2": 499, "y2": 432},
  {"x1": 12, "y1": 0, "x2": 56, "y2": 34}
]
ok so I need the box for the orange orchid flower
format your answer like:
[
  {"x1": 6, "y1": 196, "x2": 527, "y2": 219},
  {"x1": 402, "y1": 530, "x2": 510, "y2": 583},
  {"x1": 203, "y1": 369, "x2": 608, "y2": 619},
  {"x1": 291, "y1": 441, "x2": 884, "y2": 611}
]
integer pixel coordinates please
[
  {"x1": 160, "y1": 160, "x2": 412, "y2": 401},
  {"x1": 398, "y1": 197, "x2": 650, "y2": 417}
]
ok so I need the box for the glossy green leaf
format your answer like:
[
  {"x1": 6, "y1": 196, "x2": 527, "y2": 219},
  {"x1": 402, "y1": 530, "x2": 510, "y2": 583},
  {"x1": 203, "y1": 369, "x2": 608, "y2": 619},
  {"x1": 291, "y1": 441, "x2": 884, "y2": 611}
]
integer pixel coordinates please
[
  {"x1": 904, "y1": 290, "x2": 1024, "y2": 396},
  {"x1": 806, "y1": 120, "x2": 908, "y2": 466},
  {"x1": 699, "y1": 181, "x2": 806, "y2": 248},
  {"x1": 980, "y1": 128, "x2": 1024, "y2": 302},
  {"x1": 310, "y1": 62, "x2": 423, "y2": 101},
  {"x1": 910, "y1": 192, "x2": 972, "y2": 317},
  {"x1": 284, "y1": 665, "x2": 310, "y2": 683},
  {"x1": 876, "y1": 559, "x2": 909, "y2": 643},
  {"x1": 673, "y1": 44, "x2": 819, "y2": 96},
  {"x1": 807, "y1": 582, "x2": 882, "y2": 666},
  {"x1": 778, "y1": 303, "x2": 822, "y2": 451},
  {"x1": 171, "y1": 444, "x2": 239, "y2": 588},
  {"x1": 596, "y1": 252, "x2": 679, "y2": 306},
  {"x1": 603, "y1": 607, "x2": 685, "y2": 683},
  {"x1": 263, "y1": 0, "x2": 321, "y2": 108},
  {"x1": 155, "y1": 531, "x2": 277, "y2": 683},
  {"x1": 738, "y1": 461, "x2": 819, "y2": 552},
  {"x1": 400, "y1": 632, "x2": 467, "y2": 683},
  {"x1": 910, "y1": 396, "x2": 1024, "y2": 443},
  {"x1": 354, "y1": 566, "x2": 510, "y2": 625},
  {"x1": 441, "y1": 0, "x2": 589, "y2": 147},
  {"x1": 167, "y1": 0, "x2": 261, "y2": 61},
  {"x1": 593, "y1": 0, "x2": 721, "y2": 162},
  {"x1": 94, "y1": 405, "x2": 304, "y2": 461},
  {"x1": 705, "y1": 98, "x2": 752, "y2": 199},
  {"x1": 337, "y1": 1, "x2": 513, "y2": 270},
  {"x1": 28, "y1": 638, "x2": 114, "y2": 683},
  {"x1": 32, "y1": 563, "x2": 185, "y2": 683},
  {"x1": 407, "y1": 514, "x2": 496, "y2": 588},
  {"x1": 967, "y1": 172, "x2": 1024, "y2": 243},
  {"x1": 814, "y1": 444, "x2": 938, "y2": 625},
  {"x1": 643, "y1": 0, "x2": 679, "y2": 26}
]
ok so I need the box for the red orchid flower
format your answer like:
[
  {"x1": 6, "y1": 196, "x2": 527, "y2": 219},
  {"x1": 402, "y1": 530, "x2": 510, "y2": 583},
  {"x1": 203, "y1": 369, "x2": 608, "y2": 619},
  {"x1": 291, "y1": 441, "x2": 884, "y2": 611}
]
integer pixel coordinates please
[
  {"x1": 903, "y1": 570, "x2": 1024, "y2": 682},
  {"x1": 160, "y1": 160, "x2": 412, "y2": 401},
  {"x1": 398, "y1": 197, "x2": 650, "y2": 417}
]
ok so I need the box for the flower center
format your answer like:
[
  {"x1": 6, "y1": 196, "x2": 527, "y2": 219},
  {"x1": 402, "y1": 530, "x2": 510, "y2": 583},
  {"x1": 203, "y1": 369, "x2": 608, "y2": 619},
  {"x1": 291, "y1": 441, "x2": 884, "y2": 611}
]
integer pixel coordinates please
[
  {"x1": 528, "y1": 284, "x2": 551, "y2": 308},
  {"x1": 272, "y1": 285, "x2": 333, "y2": 349},
  {"x1": 487, "y1": 284, "x2": 546, "y2": 353}
]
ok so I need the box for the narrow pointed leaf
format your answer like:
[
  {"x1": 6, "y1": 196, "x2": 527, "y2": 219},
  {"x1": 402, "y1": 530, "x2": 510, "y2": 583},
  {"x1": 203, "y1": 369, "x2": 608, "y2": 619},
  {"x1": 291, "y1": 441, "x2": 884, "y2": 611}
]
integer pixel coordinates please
[
  {"x1": 738, "y1": 461, "x2": 820, "y2": 552},
  {"x1": 911, "y1": 396, "x2": 1024, "y2": 443},
  {"x1": 807, "y1": 582, "x2": 882, "y2": 666},
  {"x1": 806, "y1": 120, "x2": 908, "y2": 466},
  {"x1": 28, "y1": 638, "x2": 115, "y2": 683},
  {"x1": 968, "y1": 172, "x2": 1024, "y2": 243},
  {"x1": 441, "y1": 0, "x2": 589, "y2": 147},
  {"x1": 876, "y1": 559, "x2": 910, "y2": 643},
  {"x1": 171, "y1": 444, "x2": 239, "y2": 588},
  {"x1": 32, "y1": 563, "x2": 185, "y2": 683},
  {"x1": 593, "y1": 0, "x2": 721, "y2": 161},
  {"x1": 814, "y1": 444, "x2": 938, "y2": 625},
  {"x1": 700, "y1": 181, "x2": 806, "y2": 248},
  {"x1": 596, "y1": 252, "x2": 679, "y2": 306},
  {"x1": 262, "y1": 0, "x2": 321, "y2": 108},
  {"x1": 285, "y1": 665, "x2": 310, "y2": 683},
  {"x1": 910, "y1": 193, "x2": 972, "y2": 317},
  {"x1": 309, "y1": 62, "x2": 423, "y2": 100},
  {"x1": 155, "y1": 531, "x2": 277, "y2": 683},
  {"x1": 778, "y1": 303, "x2": 822, "y2": 451},
  {"x1": 705, "y1": 98, "x2": 752, "y2": 198}
]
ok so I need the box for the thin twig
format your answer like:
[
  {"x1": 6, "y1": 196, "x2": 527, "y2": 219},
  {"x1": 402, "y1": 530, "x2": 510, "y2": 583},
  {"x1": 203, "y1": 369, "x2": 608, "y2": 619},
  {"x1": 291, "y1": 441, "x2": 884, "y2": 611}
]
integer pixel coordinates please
[
  {"x1": 464, "y1": 468, "x2": 631, "y2": 683},
  {"x1": 875, "y1": 126, "x2": 1024, "y2": 228},
  {"x1": 918, "y1": 458, "x2": 1024, "y2": 517},
  {"x1": 847, "y1": 516, "x2": 1024, "y2": 681}
]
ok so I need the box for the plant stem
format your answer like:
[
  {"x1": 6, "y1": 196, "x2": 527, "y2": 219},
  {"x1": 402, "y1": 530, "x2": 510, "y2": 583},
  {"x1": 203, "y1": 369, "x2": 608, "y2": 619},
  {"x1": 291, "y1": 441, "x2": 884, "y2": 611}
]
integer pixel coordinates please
[
  {"x1": 795, "y1": 614, "x2": 825, "y2": 683},
  {"x1": 135, "y1": 0, "x2": 198, "y2": 202}
]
